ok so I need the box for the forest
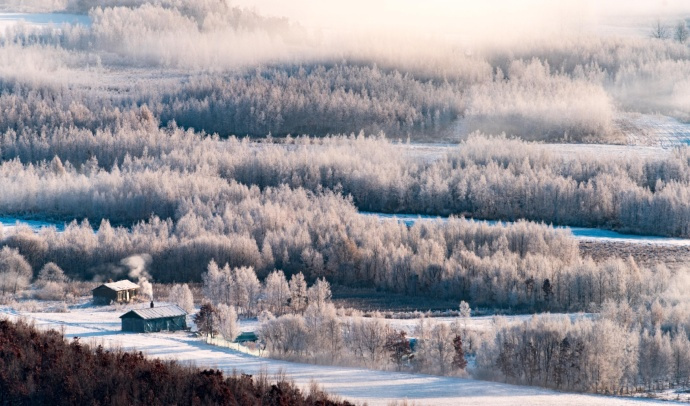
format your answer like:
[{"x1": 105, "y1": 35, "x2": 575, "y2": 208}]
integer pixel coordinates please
[
  {"x1": 0, "y1": 0, "x2": 688, "y2": 316},
  {"x1": 0, "y1": 1, "x2": 689, "y2": 140},
  {"x1": 1, "y1": 0, "x2": 690, "y2": 402}
]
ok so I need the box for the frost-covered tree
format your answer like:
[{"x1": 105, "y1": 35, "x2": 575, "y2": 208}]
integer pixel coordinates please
[
  {"x1": 346, "y1": 314, "x2": 390, "y2": 367},
  {"x1": 671, "y1": 330, "x2": 690, "y2": 387},
  {"x1": 289, "y1": 272, "x2": 308, "y2": 313},
  {"x1": 216, "y1": 303, "x2": 240, "y2": 343},
  {"x1": 422, "y1": 323, "x2": 455, "y2": 375},
  {"x1": 263, "y1": 270, "x2": 290, "y2": 315},
  {"x1": 258, "y1": 313, "x2": 308, "y2": 357},
  {"x1": 0, "y1": 247, "x2": 32, "y2": 295},
  {"x1": 638, "y1": 329, "x2": 672, "y2": 390},
  {"x1": 459, "y1": 301, "x2": 471, "y2": 318},
  {"x1": 202, "y1": 260, "x2": 223, "y2": 304},
  {"x1": 307, "y1": 278, "x2": 332, "y2": 310},
  {"x1": 233, "y1": 266, "x2": 261, "y2": 316},
  {"x1": 37, "y1": 262, "x2": 67, "y2": 286},
  {"x1": 168, "y1": 283, "x2": 195, "y2": 314}
]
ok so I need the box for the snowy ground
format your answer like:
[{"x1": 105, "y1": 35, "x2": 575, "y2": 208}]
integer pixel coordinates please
[
  {"x1": 621, "y1": 113, "x2": 690, "y2": 148},
  {"x1": 392, "y1": 113, "x2": 690, "y2": 162},
  {"x1": 364, "y1": 212, "x2": 690, "y2": 246},
  {"x1": 0, "y1": 303, "x2": 678, "y2": 406}
]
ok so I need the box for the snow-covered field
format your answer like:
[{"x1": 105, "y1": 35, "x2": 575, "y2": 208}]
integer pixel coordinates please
[
  {"x1": 364, "y1": 212, "x2": 690, "y2": 246},
  {"x1": 393, "y1": 113, "x2": 690, "y2": 162},
  {"x1": 0, "y1": 303, "x2": 676, "y2": 406},
  {"x1": 622, "y1": 113, "x2": 690, "y2": 147}
]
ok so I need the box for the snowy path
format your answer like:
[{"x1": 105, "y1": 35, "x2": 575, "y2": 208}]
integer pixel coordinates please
[{"x1": 0, "y1": 306, "x2": 676, "y2": 406}]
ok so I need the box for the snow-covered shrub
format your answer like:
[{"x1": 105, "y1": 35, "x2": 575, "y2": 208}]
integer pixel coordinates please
[{"x1": 33, "y1": 282, "x2": 65, "y2": 301}]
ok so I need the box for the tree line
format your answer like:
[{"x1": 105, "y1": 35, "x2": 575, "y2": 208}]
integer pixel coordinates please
[
  {"x1": 476, "y1": 300, "x2": 690, "y2": 395},
  {"x1": 208, "y1": 268, "x2": 690, "y2": 396},
  {"x1": 5, "y1": 124, "x2": 690, "y2": 237},
  {"x1": 0, "y1": 148, "x2": 685, "y2": 312},
  {"x1": 195, "y1": 261, "x2": 690, "y2": 396}
]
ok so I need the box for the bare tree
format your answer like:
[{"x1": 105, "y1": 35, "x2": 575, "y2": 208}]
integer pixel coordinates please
[
  {"x1": 674, "y1": 21, "x2": 689, "y2": 44},
  {"x1": 651, "y1": 19, "x2": 670, "y2": 39}
]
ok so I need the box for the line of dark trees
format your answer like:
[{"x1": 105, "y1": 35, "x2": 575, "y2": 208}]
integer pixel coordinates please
[{"x1": 0, "y1": 318, "x2": 350, "y2": 406}]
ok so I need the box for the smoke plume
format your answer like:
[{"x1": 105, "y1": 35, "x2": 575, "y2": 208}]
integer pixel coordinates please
[{"x1": 121, "y1": 254, "x2": 153, "y2": 300}]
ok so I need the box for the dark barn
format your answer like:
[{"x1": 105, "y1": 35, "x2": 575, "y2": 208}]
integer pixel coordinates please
[
  {"x1": 120, "y1": 304, "x2": 188, "y2": 333},
  {"x1": 92, "y1": 280, "x2": 140, "y2": 305}
]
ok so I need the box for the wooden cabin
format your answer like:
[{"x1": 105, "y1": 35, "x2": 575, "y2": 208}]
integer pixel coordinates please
[
  {"x1": 120, "y1": 304, "x2": 187, "y2": 333},
  {"x1": 92, "y1": 280, "x2": 140, "y2": 305}
]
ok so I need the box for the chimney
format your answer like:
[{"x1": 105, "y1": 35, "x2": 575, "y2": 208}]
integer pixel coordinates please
[
  {"x1": 107, "y1": 278, "x2": 114, "y2": 283},
  {"x1": 150, "y1": 301, "x2": 154, "y2": 308}
]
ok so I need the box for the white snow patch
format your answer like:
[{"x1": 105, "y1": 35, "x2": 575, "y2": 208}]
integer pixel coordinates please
[{"x1": 621, "y1": 113, "x2": 690, "y2": 148}]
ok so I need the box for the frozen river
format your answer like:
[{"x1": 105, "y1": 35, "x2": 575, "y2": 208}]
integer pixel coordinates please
[
  {"x1": 3, "y1": 211, "x2": 689, "y2": 246},
  {"x1": 0, "y1": 12, "x2": 90, "y2": 31},
  {"x1": 0, "y1": 216, "x2": 65, "y2": 232},
  {"x1": 364, "y1": 212, "x2": 690, "y2": 246}
]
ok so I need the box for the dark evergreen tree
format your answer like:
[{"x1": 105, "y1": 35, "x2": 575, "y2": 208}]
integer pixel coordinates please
[
  {"x1": 385, "y1": 330, "x2": 413, "y2": 371},
  {"x1": 452, "y1": 335, "x2": 467, "y2": 370},
  {"x1": 194, "y1": 303, "x2": 219, "y2": 339},
  {"x1": 542, "y1": 279, "x2": 553, "y2": 305}
]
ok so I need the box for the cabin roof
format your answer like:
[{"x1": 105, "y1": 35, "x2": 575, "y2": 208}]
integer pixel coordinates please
[
  {"x1": 120, "y1": 305, "x2": 186, "y2": 320},
  {"x1": 93, "y1": 280, "x2": 140, "y2": 292}
]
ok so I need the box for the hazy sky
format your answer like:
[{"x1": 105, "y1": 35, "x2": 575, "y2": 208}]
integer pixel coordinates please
[{"x1": 233, "y1": 0, "x2": 690, "y2": 44}]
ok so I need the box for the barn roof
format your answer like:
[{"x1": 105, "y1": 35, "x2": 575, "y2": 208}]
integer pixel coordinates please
[
  {"x1": 120, "y1": 305, "x2": 187, "y2": 320},
  {"x1": 93, "y1": 280, "x2": 140, "y2": 292}
]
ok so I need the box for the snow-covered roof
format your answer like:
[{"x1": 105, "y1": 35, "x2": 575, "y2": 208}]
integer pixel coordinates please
[
  {"x1": 94, "y1": 280, "x2": 140, "y2": 292},
  {"x1": 120, "y1": 305, "x2": 187, "y2": 320}
]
